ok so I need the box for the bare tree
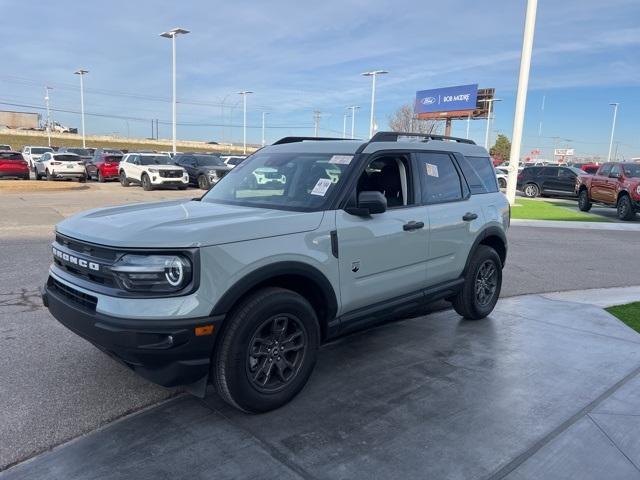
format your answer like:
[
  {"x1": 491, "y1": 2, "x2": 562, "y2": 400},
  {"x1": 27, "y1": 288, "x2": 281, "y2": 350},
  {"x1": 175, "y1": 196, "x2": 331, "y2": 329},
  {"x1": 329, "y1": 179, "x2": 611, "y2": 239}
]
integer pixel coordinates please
[{"x1": 388, "y1": 103, "x2": 440, "y2": 134}]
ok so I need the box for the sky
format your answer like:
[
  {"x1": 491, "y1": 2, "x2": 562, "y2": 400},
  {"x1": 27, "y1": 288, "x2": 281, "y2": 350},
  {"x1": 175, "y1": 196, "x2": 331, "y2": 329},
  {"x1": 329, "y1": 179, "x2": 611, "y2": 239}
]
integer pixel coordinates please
[{"x1": 0, "y1": 0, "x2": 638, "y2": 159}]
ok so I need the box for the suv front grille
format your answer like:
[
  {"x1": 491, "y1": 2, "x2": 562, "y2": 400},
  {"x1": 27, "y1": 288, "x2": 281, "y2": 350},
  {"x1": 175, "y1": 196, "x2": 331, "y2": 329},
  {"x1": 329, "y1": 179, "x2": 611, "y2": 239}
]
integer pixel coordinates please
[
  {"x1": 53, "y1": 234, "x2": 117, "y2": 287},
  {"x1": 159, "y1": 170, "x2": 183, "y2": 178},
  {"x1": 48, "y1": 277, "x2": 98, "y2": 311}
]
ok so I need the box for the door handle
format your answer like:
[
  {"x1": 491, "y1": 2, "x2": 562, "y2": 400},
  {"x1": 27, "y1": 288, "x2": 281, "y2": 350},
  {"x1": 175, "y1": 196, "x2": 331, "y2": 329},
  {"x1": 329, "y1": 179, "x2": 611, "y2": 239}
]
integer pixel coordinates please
[
  {"x1": 403, "y1": 221, "x2": 424, "y2": 231},
  {"x1": 462, "y1": 212, "x2": 478, "y2": 221}
]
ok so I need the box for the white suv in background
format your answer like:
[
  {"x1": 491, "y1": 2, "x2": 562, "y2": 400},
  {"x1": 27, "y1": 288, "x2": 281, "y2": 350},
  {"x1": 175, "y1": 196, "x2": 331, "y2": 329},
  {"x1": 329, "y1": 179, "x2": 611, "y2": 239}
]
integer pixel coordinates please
[
  {"x1": 35, "y1": 152, "x2": 87, "y2": 181},
  {"x1": 119, "y1": 153, "x2": 189, "y2": 191},
  {"x1": 22, "y1": 146, "x2": 53, "y2": 169}
]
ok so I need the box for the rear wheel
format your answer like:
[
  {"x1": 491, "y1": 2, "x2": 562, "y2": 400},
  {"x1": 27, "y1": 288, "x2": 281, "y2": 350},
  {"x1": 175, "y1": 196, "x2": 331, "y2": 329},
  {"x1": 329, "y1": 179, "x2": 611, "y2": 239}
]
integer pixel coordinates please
[
  {"x1": 578, "y1": 189, "x2": 592, "y2": 212},
  {"x1": 498, "y1": 177, "x2": 507, "y2": 189},
  {"x1": 617, "y1": 195, "x2": 636, "y2": 221},
  {"x1": 197, "y1": 174, "x2": 210, "y2": 190},
  {"x1": 452, "y1": 245, "x2": 502, "y2": 320},
  {"x1": 141, "y1": 173, "x2": 153, "y2": 191},
  {"x1": 213, "y1": 287, "x2": 320, "y2": 413},
  {"x1": 120, "y1": 171, "x2": 130, "y2": 187},
  {"x1": 523, "y1": 183, "x2": 539, "y2": 198}
]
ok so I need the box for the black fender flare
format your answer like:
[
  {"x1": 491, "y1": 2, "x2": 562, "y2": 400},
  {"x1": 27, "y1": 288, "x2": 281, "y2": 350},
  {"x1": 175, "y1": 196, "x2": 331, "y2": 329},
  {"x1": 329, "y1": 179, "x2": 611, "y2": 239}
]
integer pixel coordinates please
[
  {"x1": 210, "y1": 261, "x2": 338, "y2": 322},
  {"x1": 463, "y1": 226, "x2": 508, "y2": 273}
]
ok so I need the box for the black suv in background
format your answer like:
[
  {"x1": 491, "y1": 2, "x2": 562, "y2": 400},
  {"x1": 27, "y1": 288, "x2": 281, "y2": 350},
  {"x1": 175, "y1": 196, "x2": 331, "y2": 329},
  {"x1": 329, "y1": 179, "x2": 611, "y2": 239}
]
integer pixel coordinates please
[
  {"x1": 516, "y1": 166, "x2": 585, "y2": 198},
  {"x1": 174, "y1": 153, "x2": 231, "y2": 189}
]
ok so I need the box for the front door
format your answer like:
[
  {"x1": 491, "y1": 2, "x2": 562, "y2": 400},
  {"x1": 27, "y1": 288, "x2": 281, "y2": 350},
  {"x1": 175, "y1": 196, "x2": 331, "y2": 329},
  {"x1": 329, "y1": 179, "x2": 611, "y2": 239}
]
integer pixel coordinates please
[{"x1": 336, "y1": 153, "x2": 428, "y2": 314}]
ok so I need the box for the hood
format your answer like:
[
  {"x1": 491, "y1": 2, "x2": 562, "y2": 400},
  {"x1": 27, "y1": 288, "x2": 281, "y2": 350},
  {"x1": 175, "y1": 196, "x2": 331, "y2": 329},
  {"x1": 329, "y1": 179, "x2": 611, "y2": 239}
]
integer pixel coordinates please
[{"x1": 56, "y1": 199, "x2": 324, "y2": 248}]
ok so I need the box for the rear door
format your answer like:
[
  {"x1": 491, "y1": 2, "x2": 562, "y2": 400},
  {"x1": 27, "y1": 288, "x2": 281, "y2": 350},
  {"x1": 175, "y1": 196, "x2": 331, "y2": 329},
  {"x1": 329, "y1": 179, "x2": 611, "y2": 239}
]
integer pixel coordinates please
[
  {"x1": 417, "y1": 152, "x2": 483, "y2": 286},
  {"x1": 556, "y1": 168, "x2": 578, "y2": 195}
]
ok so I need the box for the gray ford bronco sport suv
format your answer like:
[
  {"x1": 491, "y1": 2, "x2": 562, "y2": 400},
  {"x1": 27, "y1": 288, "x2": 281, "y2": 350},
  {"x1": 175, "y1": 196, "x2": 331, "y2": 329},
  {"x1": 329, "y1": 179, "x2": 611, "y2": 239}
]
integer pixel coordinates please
[{"x1": 42, "y1": 132, "x2": 509, "y2": 413}]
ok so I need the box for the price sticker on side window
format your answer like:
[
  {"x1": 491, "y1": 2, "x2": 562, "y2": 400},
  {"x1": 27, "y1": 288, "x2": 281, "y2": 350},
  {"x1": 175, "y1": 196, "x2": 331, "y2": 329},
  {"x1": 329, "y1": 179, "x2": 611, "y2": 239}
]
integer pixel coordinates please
[{"x1": 426, "y1": 163, "x2": 439, "y2": 177}]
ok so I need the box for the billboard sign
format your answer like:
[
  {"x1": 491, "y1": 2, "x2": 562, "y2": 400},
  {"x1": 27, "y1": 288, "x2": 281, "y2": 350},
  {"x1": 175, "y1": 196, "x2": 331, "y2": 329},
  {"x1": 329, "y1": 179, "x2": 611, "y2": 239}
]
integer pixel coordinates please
[{"x1": 415, "y1": 84, "x2": 478, "y2": 115}]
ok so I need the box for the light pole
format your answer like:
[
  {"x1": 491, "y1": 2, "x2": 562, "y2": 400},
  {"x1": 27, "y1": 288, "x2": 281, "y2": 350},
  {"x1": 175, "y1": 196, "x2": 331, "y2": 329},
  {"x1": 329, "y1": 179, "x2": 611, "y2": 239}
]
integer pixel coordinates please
[
  {"x1": 44, "y1": 86, "x2": 53, "y2": 147},
  {"x1": 348, "y1": 105, "x2": 360, "y2": 139},
  {"x1": 506, "y1": 0, "x2": 538, "y2": 205},
  {"x1": 74, "y1": 69, "x2": 88, "y2": 148},
  {"x1": 607, "y1": 102, "x2": 619, "y2": 163},
  {"x1": 160, "y1": 27, "x2": 190, "y2": 155},
  {"x1": 342, "y1": 111, "x2": 349, "y2": 139},
  {"x1": 261, "y1": 111, "x2": 269, "y2": 146},
  {"x1": 361, "y1": 70, "x2": 388, "y2": 138},
  {"x1": 480, "y1": 98, "x2": 502, "y2": 149},
  {"x1": 237, "y1": 91, "x2": 253, "y2": 154}
]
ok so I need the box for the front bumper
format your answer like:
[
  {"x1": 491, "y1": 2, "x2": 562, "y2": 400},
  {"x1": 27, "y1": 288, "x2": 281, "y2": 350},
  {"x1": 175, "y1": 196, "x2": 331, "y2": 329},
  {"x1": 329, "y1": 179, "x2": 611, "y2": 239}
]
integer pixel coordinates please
[
  {"x1": 42, "y1": 276, "x2": 222, "y2": 387},
  {"x1": 150, "y1": 176, "x2": 189, "y2": 186}
]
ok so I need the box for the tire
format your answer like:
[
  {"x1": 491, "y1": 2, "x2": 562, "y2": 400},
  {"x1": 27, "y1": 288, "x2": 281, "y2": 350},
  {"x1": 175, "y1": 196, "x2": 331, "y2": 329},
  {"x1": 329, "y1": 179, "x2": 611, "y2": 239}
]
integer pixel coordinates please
[
  {"x1": 120, "y1": 171, "x2": 130, "y2": 187},
  {"x1": 178, "y1": 185, "x2": 188, "y2": 190},
  {"x1": 522, "y1": 183, "x2": 539, "y2": 198},
  {"x1": 78, "y1": 174, "x2": 87, "y2": 183},
  {"x1": 578, "y1": 189, "x2": 592, "y2": 212},
  {"x1": 98, "y1": 170, "x2": 105, "y2": 183},
  {"x1": 141, "y1": 174, "x2": 153, "y2": 191},
  {"x1": 22, "y1": 174, "x2": 29, "y2": 180},
  {"x1": 498, "y1": 177, "x2": 507, "y2": 189},
  {"x1": 46, "y1": 169, "x2": 53, "y2": 181},
  {"x1": 34, "y1": 168, "x2": 42, "y2": 180},
  {"x1": 197, "y1": 174, "x2": 210, "y2": 190},
  {"x1": 617, "y1": 195, "x2": 636, "y2": 221},
  {"x1": 213, "y1": 287, "x2": 320, "y2": 413},
  {"x1": 452, "y1": 245, "x2": 502, "y2": 320}
]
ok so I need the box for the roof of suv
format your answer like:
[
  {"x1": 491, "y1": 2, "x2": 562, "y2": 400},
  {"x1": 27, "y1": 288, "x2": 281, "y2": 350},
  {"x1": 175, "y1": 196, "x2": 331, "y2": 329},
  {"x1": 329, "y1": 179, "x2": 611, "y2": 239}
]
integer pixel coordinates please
[{"x1": 265, "y1": 136, "x2": 489, "y2": 157}]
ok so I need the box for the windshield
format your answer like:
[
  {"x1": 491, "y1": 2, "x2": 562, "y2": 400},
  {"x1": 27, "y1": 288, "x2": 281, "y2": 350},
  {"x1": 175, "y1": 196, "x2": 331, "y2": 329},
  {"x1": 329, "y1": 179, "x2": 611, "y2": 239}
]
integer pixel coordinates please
[
  {"x1": 196, "y1": 155, "x2": 225, "y2": 166},
  {"x1": 54, "y1": 155, "x2": 80, "y2": 162},
  {"x1": 227, "y1": 157, "x2": 244, "y2": 166},
  {"x1": 138, "y1": 155, "x2": 173, "y2": 165},
  {"x1": 32, "y1": 147, "x2": 52, "y2": 154},
  {"x1": 623, "y1": 164, "x2": 640, "y2": 178},
  {"x1": 202, "y1": 151, "x2": 354, "y2": 211}
]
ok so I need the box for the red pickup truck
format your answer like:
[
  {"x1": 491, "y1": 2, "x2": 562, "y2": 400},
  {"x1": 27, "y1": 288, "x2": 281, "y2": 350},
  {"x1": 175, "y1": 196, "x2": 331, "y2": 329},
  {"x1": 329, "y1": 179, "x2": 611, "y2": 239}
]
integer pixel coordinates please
[{"x1": 576, "y1": 162, "x2": 640, "y2": 220}]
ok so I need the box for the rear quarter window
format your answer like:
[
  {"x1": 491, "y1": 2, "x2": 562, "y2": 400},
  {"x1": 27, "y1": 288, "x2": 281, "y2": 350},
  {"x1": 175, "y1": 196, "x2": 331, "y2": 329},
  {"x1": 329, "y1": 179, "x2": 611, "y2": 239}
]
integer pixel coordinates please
[{"x1": 458, "y1": 155, "x2": 498, "y2": 194}]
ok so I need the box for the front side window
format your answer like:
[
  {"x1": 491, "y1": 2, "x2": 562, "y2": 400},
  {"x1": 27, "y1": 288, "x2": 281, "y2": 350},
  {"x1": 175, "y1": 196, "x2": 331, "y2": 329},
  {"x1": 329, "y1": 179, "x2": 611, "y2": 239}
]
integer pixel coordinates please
[
  {"x1": 202, "y1": 151, "x2": 354, "y2": 211},
  {"x1": 598, "y1": 164, "x2": 612, "y2": 176},
  {"x1": 356, "y1": 155, "x2": 412, "y2": 208},
  {"x1": 416, "y1": 153, "x2": 463, "y2": 204},
  {"x1": 610, "y1": 164, "x2": 622, "y2": 177}
]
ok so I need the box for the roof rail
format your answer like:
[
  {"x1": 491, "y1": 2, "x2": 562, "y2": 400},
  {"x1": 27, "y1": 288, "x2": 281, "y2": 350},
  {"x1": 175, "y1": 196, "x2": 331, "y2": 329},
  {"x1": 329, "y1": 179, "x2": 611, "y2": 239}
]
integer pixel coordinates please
[
  {"x1": 369, "y1": 131, "x2": 476, "y2": 145},
  {"x1": 272, "y1": 136, "x2": 353, "y2": 145}
]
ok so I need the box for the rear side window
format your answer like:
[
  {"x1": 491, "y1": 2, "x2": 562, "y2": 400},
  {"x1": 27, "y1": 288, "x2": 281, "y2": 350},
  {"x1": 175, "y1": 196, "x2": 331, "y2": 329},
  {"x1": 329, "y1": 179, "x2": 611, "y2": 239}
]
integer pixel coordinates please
[
  {"x1": 415, "y1": 153, "x2": 463, "y2": 204},
  {"x1": 458, "y1": 155, "x2": 498, "y2": 194}
]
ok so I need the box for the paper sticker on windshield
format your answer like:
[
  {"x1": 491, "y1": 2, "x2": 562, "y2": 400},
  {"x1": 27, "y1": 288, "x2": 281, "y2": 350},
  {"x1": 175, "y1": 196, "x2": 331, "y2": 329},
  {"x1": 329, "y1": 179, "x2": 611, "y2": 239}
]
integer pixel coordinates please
[
  {"x1": 311, "y1": 178, "x2": 332, "y2": 196},
  {"x1": 426, "y1": 163, "x2": 439, "y2": 177},
  {"x1": 329, "y1": 155, "x2": 353, "y2": 165}
]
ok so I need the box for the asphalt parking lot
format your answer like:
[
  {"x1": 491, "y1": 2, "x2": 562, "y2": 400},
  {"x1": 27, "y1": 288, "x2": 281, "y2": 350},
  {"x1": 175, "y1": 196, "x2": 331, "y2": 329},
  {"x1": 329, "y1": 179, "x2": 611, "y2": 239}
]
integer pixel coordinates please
[{"x1": 1, "y1": 182, "x2": 640, "y2": 471}]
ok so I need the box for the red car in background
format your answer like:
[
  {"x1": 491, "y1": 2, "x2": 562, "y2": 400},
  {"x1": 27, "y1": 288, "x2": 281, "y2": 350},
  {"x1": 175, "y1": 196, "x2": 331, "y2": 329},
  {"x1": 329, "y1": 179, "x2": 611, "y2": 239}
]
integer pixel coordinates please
[
  {"x1": 85, "y1": 152, "x2": 123, "y2": 182},
  {"x1": 0, "y1": 151, "x2": 30, "y2": 179}
]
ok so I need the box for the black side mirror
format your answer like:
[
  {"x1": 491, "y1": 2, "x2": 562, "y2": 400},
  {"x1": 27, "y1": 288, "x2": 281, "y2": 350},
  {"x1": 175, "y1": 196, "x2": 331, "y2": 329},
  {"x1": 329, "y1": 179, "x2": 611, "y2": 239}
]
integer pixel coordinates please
[{"x1": 345, "y1": 191, "x2": 387, "y2": 216}]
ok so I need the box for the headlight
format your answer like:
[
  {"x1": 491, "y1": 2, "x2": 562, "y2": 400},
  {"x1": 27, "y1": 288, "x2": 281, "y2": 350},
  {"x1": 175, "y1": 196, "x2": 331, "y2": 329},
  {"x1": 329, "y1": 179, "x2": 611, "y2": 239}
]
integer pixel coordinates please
[
  {"x1": 111, "y1": 254, "x2": 192, "y2": 293},
  {"x1": 148, "y1": 168, "x2": 159, "y2": 173},
  {"x1": 636, "y1": 185, "x2": 640, "y2": 195}
]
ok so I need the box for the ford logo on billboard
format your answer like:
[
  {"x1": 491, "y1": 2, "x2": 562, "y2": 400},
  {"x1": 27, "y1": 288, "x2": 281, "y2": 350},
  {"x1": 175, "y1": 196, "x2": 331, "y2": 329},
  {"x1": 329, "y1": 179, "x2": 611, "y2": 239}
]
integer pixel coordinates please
[{"x1": 422, "y1": 96, "x2": 437, "y2": 105}]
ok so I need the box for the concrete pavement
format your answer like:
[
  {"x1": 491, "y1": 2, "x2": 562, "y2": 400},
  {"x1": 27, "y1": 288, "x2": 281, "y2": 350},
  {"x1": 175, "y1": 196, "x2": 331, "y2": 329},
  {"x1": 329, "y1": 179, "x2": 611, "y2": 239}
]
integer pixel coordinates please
[{"x1": 3, "y1": 293, "x2": 640, "y2": 479}]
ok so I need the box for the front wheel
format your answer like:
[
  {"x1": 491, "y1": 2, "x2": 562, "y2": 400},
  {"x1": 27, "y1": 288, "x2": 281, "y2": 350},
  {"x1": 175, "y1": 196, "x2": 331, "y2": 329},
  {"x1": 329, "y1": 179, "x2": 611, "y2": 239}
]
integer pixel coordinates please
[
  {"x1": 141, "y1": 174, "x2": 153, "y2": 191},
  {"x1": 498, "y1": 177, "x2": 507, "y2": 189},
  {"x1": 213, "y1": 287, "x2": 320, "y2": 413},
  {"x1": 578, "y1": 189, "x2": 592, "y2": 212},
  {"x1": 452, "y1": 245, "x2": 502, "y2": 320},
  {"x1": 522, "y1": 183, "x2": 539, "y2": 198},
  {"x1": 120, "y1": 171, "x2": 130, "y2": 187},
  {"x1": 617, "y1": 195, "x2": 636, "y2": 221},
  {"x1": 78, "y1": 174, "x2": 87, "y2": 183},
  {"x1": 46, "y1": 169, "x2": 53, "y2": 181}
]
